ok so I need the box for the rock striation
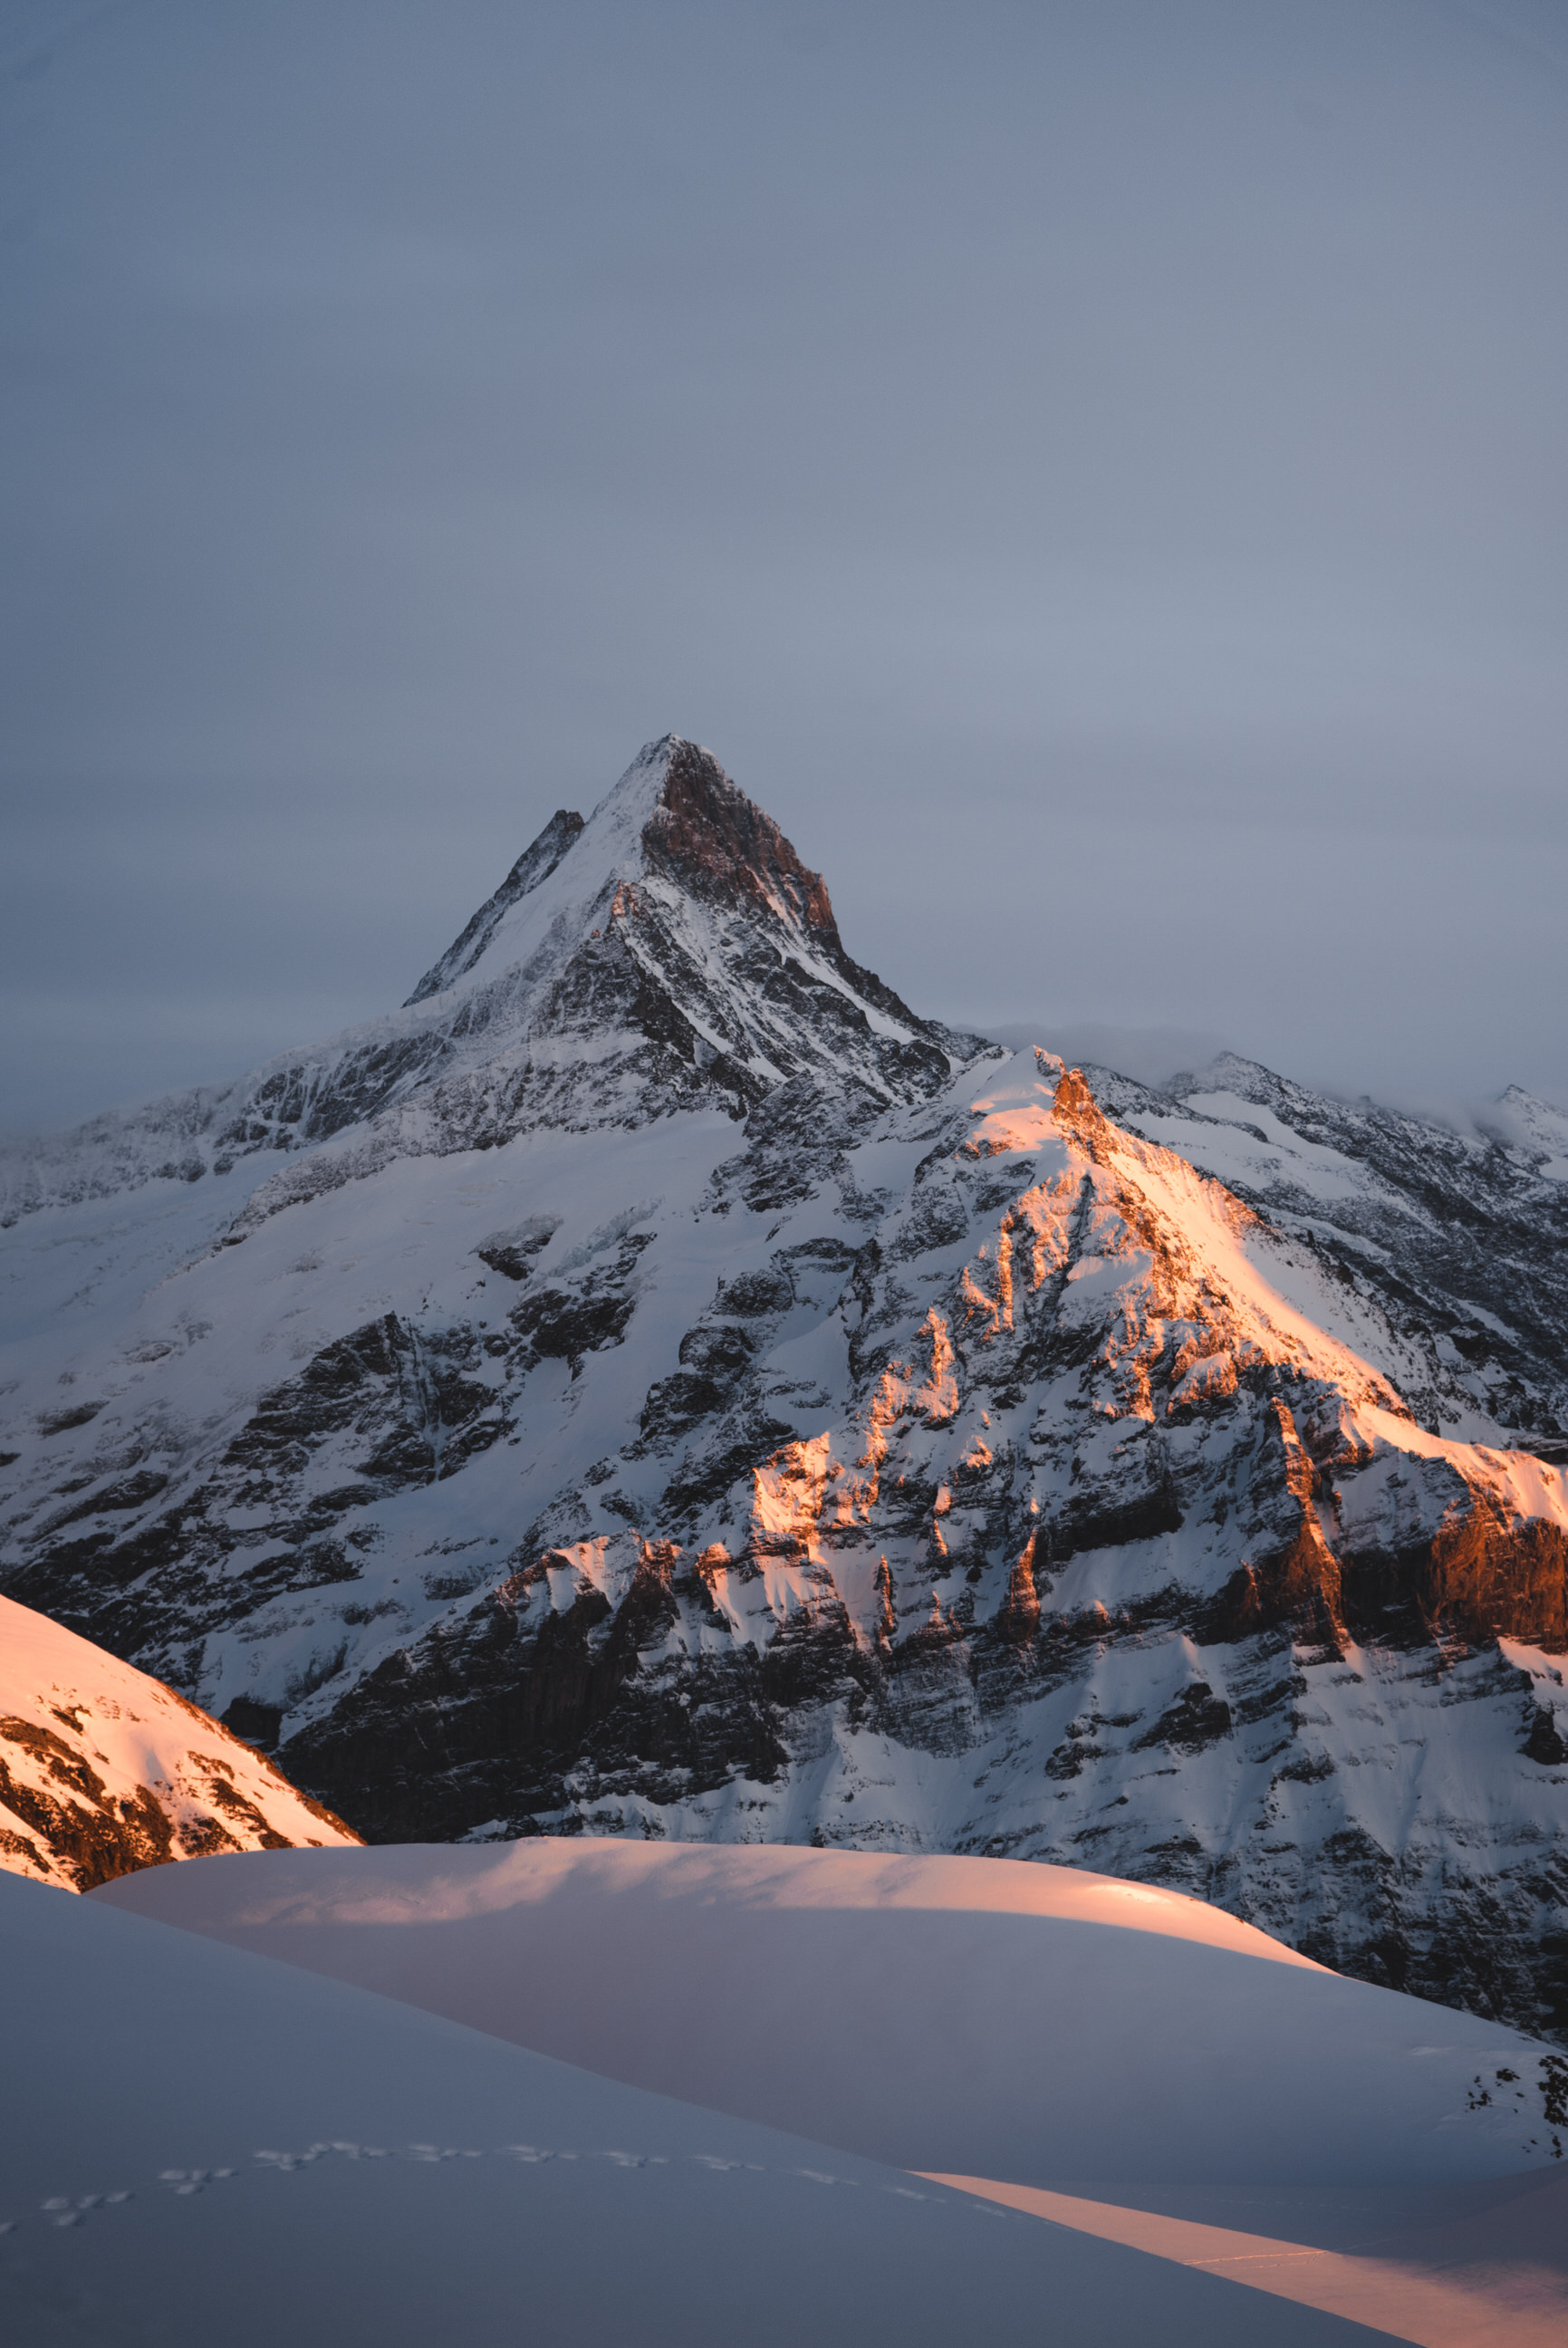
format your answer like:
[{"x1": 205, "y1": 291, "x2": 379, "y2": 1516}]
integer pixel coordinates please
[{"x1": 1, "y1": 736, "x2": 1565, "y2": 2037}]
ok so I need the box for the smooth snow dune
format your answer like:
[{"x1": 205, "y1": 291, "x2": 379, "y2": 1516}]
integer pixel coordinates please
[
  {"x1": 0, "y1": 1873, "x2": 1387, "y2": 2348},
  {"x1": 91, "y1": 1839, "x2": 1567, "y2": 2189}
]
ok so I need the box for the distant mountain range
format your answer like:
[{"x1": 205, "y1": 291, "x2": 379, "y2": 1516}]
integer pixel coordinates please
[{"x1": 2, "y1": 735, "x2": 1564, "y2": 2042}]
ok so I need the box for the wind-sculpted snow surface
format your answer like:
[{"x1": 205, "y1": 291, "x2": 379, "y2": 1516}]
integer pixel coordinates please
[
  {"x1": 3, "y1": 736, "x2": 1567, "y2": 2044},
  {"x1": 93, "y1": 1841, "x2": 1568, "y2": 2345},
  {"x1": 93, "y1": 1839, "x2": 1568, "y2": 2185},
  {"x1": 0, "y1": 1593, "x2": 360, "y2": 1891},
  {"x1": 14, "y1": 1871, "x2": 1397, "y2": 2348}
]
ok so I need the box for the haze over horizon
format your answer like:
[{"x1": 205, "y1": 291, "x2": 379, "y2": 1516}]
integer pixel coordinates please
[{"x1": 3, "y1": 0, "x2": 1565, "y2": 1140}]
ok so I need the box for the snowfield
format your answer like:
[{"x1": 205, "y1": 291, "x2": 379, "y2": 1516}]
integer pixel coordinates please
[
  {"x1": 83, "y1": 1837, "x2": 1568, "y2": 2345},
  {"x1": 92, "y1": 1837, "x2": 1568, "y2": 2188},
  {"x1": 1, "y1": 1863, "x2": 1400, "y2": 2348}
]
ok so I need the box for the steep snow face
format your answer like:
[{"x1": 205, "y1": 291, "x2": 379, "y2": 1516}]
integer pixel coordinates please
[
  {"x1": 0, "y1": 1593, "x2": 359, "y2": 1891},
  {"x1": 403, "y1": 806, "x2": 586, "y2": 1003},
  {"x1": 91, "y1": 1840, "x2": 1568, "y2": 2189},
  {"x1": 2, "y1": 740, "x2": 1566, "y2": 2045}
]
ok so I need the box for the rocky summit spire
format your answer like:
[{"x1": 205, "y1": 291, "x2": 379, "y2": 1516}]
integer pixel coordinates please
[
  {"x1": 409, "y1": 735, "x2": 852, "y2": 1006},
  {"x1": 1, "y1": 737, "x2": 986, "y2": 1224},
  {"x1": 640, "y1": 736, "x2": 839, "y2": 939}
]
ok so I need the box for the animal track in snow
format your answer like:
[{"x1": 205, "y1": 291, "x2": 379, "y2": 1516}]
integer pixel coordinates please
[{"x1": 2, "y1": 2139, "x2": 1022, "y2": 2248}]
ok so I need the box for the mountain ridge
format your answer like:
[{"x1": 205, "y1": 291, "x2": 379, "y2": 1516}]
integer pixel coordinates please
[
  {"x1": 2, "y1": 736, "x2": 1565, "y2": 2044},
  {"x1": 0, "y1": 1590, "x2": 360, "y2": 1891}
]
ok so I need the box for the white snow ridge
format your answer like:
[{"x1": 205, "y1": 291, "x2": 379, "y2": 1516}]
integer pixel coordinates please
[{"x1": 4, "y1": 735, "x2": 1568, "y2": 2341}]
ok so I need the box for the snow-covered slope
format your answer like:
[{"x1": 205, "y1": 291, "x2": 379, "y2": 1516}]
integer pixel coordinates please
[
  {"x1": 93, "y1": 1840, "x2": 1568, "y2": 2345},
  {"x1": 0, "y1": 1593, "x2": 359, "y2": 1890},
  {"x1": 2, "y1": 1868, "x2": 1387, "y2": 2348},
  {"x1": 92, "y1": 1839, "x2": 1568, "y2": 2187},
  {"x1": 1087, "y1": 1054, "x2": 1568, "y2": 1460},
  {"x1": 3, "y1": 736, "x2": 1566, "y2": 2045}
]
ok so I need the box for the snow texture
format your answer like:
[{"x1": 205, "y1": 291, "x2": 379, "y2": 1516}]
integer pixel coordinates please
[
  {"x1": 92, "y1": 1838, "x2": 1568, "y2": 2187},
  {"x1": 91, "y1": 1839, "x2": 1568, "y2": 2346}
]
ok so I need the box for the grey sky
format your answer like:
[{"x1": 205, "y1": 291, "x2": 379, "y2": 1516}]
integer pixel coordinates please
[{"x1": 3, "y1": 0, "x2": 1565, "y2": 1138}]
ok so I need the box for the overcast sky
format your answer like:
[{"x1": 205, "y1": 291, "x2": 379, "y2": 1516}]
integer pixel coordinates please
[{"x1": 3, "y1": 0, "x2": 1565, "y2": 1139}]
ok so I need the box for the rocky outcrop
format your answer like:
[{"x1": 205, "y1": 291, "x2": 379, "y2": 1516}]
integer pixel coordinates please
[
  {"x1": 0, "y1": 1593, "x2": 360, "y2": 1892},
  {"x1": 1091, "y1": 1054, "x2": 1568, "y2": 1456}
]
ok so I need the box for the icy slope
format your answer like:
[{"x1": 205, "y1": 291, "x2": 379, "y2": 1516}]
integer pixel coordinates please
[
  {"x1": 2, "y1": 736, "x2": 1566, "y2": 2045},
  {"x1": 0, "y1": 1593, "x2": 359, "y2": 1891},
  {"x1": 0, "y1": 1870, "x2": 1384, "y2": 2348},
  {"x1": 92, "y1": 1838, "x2": 1568, "y2": 2189}
]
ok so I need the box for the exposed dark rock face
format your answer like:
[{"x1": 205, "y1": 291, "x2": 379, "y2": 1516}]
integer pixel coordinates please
[
  {"x1": 643, "y1": 739, "x2": 839, "y2": 936},
  {"x1": 3, "y1": 734, "x2": 1566, "y2": 2045}
]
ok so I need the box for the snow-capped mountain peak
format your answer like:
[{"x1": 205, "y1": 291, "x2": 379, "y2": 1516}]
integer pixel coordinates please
[
  {"x1": 0, "y1": 736, "x2": 976, "y2": 1235},
  {"x1": 411, "y1": 733, "x2": 895, "y2": 1024},
  {"x1": 3, "y1": 736, "x2": 1566, "y2": 2055}
]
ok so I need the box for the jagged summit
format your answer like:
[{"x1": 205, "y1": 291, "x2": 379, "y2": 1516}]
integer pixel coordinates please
[
  {"x1": 0, "y1": 736, "x2": 985, "y2": 1226},
  {"x1": 411, "y1": 735, "x2": 913, "y2": 1027},
  {"x1": 406, "y1": 733, "x2": 697, "y2": 1010},
  {"x1": 406, "y1": 733, "x2": 839, "y2": 1011},
  {"x1": 640, "y1": 736, "x2": 838, "y2": 937}
]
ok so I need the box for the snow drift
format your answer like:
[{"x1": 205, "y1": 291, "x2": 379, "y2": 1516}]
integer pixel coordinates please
[
  {"x1": 90, "y1": 1838, "x2": 1568, "y2": 2346},
  {"x1": 1, "y1": 1866, "x2": 1390, "y2": 2348},
  {"x1": 93, "y1": 1837, "x2": 1568, "y2": 2189}
]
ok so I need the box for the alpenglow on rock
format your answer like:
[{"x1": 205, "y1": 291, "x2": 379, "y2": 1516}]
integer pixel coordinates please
[
  {"x1": 2, "y1": 736, "x2": 1565, "y2": 2040},
  {"x1": 0, "y1": 1592, "x2": 361, "y2": 1891}
]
